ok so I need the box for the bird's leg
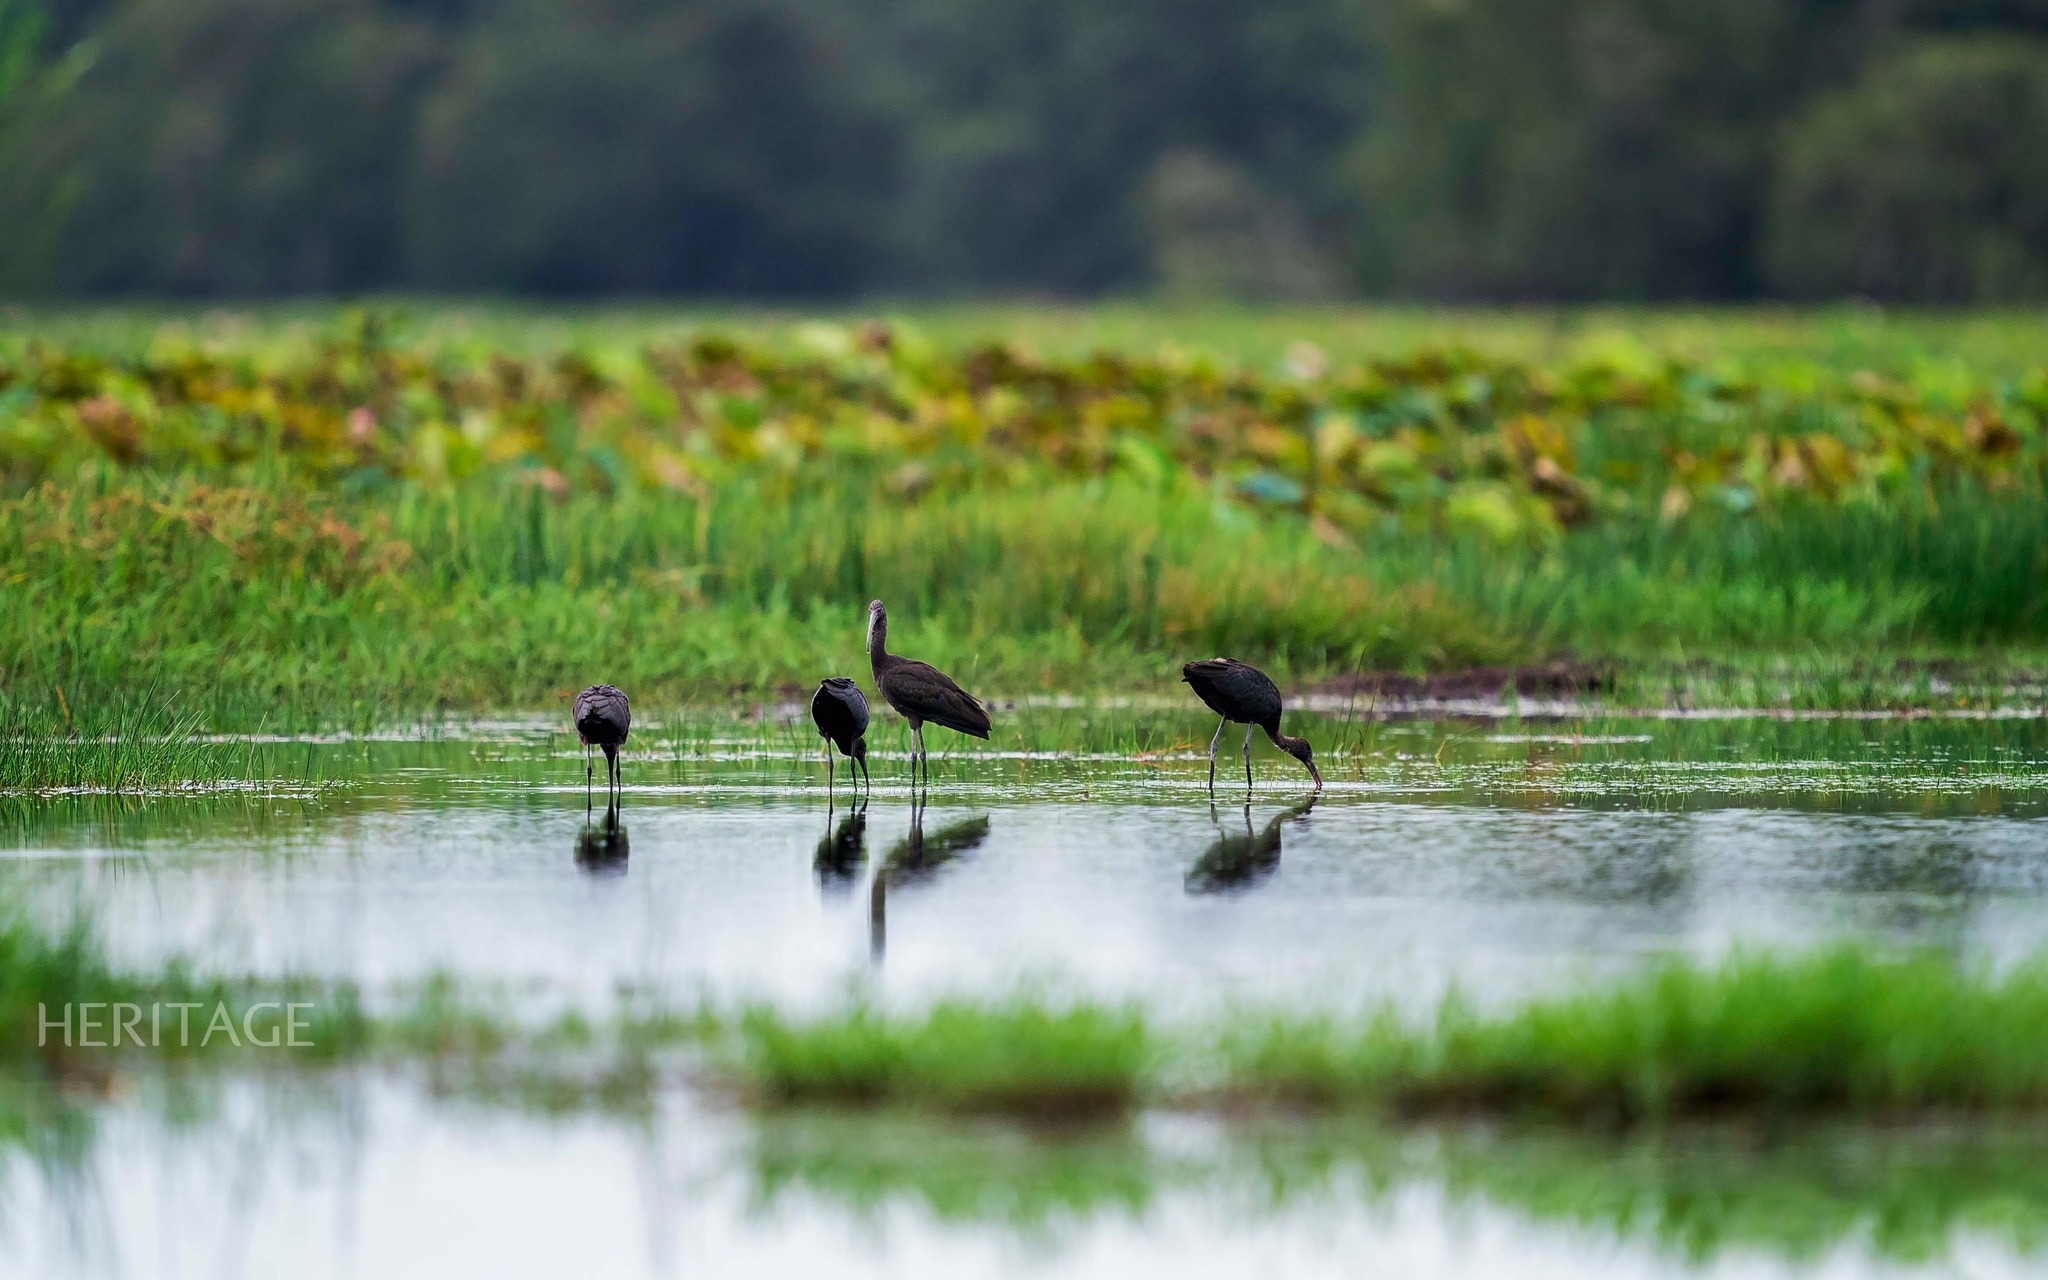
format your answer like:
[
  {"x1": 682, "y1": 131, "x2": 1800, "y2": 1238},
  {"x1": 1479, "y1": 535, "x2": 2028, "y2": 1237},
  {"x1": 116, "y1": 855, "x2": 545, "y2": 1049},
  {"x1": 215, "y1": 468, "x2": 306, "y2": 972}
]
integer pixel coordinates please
[
  {"x1": 827, "y1": 745, "x2": 835, "y2": 802},
  {"x1": 1207, "y1": 717, "x2": 1225, "y2": 793},
  {"x1": 1243, "y1": 723, "x2": 1255, "y2": 793},
  {"x1": 585, "y1": 745, "x2": 593, "y2": 817}
]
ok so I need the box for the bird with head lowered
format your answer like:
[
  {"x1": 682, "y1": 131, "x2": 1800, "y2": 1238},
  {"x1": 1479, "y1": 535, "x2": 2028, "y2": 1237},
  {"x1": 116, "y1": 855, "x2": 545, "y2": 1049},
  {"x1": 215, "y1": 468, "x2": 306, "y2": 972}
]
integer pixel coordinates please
[
  {"x1": 572, "y1": 684, "x2": 631, "y2": 811},
  {"x1": 1181, "y1": 658, "x2": 1320, "y2": 794},
  {"x1": 811, "y1": 676, "x2": 871, "y2": 796}
]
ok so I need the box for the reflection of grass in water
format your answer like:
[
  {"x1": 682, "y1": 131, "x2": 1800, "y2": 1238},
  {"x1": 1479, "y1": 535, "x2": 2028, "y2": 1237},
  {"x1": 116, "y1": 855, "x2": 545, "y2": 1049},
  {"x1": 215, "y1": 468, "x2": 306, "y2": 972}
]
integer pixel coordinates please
[
  {"x1": 745, "y1": 1112, "x2": 2048, "y2": 1263},
  {"x1": 749, "y1": 1114, "x2": 1163, "y2": 1232},
  {"x1": 1420, "y1": 1122, "x2": 2048, "y2": 1263}
]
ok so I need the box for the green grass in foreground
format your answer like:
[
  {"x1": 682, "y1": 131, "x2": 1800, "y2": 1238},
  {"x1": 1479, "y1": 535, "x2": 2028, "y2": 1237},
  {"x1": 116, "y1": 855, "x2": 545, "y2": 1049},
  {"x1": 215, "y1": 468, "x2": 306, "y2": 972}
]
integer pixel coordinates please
[
  {"x1": 4, "y1": 872, "x2": 2048, "y2": 1126},
  {"x1": 727, "y1": 949, "x2": 2048, "y2": 1121},
  {"x1": 735, "y1": 1001, "x2": 1149, "y2": 1117},
  {"x1": 0, "y1": 912, "x2": 365, "y2": 1078}
]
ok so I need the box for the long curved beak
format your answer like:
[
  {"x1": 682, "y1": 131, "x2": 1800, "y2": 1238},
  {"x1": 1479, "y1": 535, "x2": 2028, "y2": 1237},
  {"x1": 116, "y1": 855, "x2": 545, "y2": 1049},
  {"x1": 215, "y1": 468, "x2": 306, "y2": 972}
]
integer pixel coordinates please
[{"x1": 1306, "y1": 758, "x2": 1323, "y2": 791}]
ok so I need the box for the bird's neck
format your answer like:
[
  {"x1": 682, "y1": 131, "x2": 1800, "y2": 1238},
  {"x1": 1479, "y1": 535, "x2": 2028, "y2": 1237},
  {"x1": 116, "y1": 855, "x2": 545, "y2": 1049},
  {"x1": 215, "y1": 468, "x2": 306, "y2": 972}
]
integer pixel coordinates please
[{"x1": 867, "y1": 617, "x2": 890, "y2": 665}]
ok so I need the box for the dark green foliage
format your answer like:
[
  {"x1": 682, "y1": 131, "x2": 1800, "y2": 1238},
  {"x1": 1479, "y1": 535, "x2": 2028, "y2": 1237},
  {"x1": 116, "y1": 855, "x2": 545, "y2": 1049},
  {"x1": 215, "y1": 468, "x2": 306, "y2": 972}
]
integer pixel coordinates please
[
  {"x1": 408, "y1": 0, "x2": 895, "y2": 294},
  {"x1": 5, "y1": 0, "x2": 2046, "y2": 299},
  {"x1": 0, "y1": 0, "x2": 41, "y2": 110},
  {"x1": 0, "y1": 0, "x2": 439, "y2": 294},
  {"x1": 1352, "y1": 0, "x2": 1890, "y2": 299},
  {"x1": 876, "y1": 0, "x2": 1370, "y2": 294},
  {"x1": 1767, "y1": 36, "x2": 2048, "y2": 301}
]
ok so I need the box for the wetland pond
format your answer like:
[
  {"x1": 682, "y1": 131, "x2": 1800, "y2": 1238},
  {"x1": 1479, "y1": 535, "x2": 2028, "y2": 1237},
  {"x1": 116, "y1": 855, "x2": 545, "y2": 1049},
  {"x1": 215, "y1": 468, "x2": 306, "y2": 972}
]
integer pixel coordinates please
[{"x1": 5, "y1": 706, "x2": 2048, "y2": 1278}]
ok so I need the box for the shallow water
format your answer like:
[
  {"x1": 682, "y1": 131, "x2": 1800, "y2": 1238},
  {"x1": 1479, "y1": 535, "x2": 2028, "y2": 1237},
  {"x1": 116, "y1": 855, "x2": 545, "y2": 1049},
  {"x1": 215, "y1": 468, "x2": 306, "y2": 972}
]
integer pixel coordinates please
[
  {"x1": 7, "y1": 708, "x2": 2048, "y2": 1277},
  {"x1": 2, "y1": 712, "x2": 2045, "y2": 1011},
  {"x1": 6, "y1": 1074, "x2": 2048, "y2": 1280}
]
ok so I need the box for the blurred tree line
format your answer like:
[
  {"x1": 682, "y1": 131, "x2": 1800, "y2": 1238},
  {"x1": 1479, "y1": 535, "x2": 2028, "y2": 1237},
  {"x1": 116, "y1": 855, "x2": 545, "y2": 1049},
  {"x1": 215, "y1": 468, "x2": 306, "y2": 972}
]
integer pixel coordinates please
[{"x1": 0, "y1": 0, "x2": 2045, "y2": 300}]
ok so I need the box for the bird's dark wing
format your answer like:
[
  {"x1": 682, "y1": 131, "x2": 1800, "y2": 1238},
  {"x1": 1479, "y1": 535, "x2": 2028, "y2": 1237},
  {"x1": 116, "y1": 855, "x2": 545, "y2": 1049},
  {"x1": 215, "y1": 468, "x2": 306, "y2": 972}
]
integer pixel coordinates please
[
  {"x1": 810, "y1": 685, "x2": 842, "y2": 739},
  {"x1": 811, "y1": 679, "x2": 871, "y2": 746},
  {"x1": 828, "y1": 678, "x2": 870, "y2": 732},
  {"x1": 574, "y1": 684, "x2": 631, "y2": 745},
  {"x1": 1181, "y1": 659, "x2": 1280, "y2": 725},
  {"x1": 880, "y1": 660, "x2": 991, "y2": 738}
]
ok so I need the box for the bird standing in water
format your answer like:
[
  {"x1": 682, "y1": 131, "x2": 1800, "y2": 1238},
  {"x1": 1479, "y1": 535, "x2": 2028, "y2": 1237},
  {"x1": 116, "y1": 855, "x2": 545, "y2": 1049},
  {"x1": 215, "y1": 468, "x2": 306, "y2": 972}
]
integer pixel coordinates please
[
  {"x1": 811, "y1": 677, "x2": 872, "y2": 797},
  {"x1": 1181, "y1": 658, "x2": 1321, "y2": 794},
  {"x1": 573, "y1": 684, "x2": 631, "y2": 812},
  {"x1": 866, "y1": 599, "x2": 990, "y2": 786}
]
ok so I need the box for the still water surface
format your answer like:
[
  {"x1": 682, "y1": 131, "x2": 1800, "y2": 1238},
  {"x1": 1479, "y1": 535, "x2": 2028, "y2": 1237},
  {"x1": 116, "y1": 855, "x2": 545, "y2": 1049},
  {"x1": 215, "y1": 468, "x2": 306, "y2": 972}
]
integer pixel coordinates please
[
  {"x1": 3, "y1": 710, "x2": 2046, "y2": 1277},
  {"x1": 3, "y1": 713, "x2": 2045, "y2": 1010}
]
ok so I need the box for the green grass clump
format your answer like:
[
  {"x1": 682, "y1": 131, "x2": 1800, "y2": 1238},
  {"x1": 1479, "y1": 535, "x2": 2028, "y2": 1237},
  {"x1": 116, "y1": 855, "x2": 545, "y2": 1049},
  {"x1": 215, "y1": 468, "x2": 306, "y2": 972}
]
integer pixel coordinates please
[
  {"x1": 7, "y1": 918, "x2": 2048, "y2": 1131},
  {"x1": 0, "y1": 687, "x2": 275, "y2": 791},
  {"x1": 1216, "y1": 948, "x2": 2048, "y2": 1119},
  {"x1": 735, "y1": 998, "x2": 1149, "y2": 1117},
  {"x1": 717, "y1": 951, "x2": 2048, "y2": 1121}
]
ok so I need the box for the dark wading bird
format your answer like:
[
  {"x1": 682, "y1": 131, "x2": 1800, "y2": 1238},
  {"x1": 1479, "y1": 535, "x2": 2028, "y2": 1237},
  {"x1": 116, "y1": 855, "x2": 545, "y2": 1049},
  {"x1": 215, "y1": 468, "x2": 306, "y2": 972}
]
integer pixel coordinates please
[
  {"x1": 573, "y1": 684, "x2": 631, "y2": 812},
  {"x1": 866, "y1": 600, "x2": 991, "y2": 786},
  {"x1": 811, "y1": 677, "x2": 872, "y2": 797},
  {"x1": 1181, "y1": 658, "x2": 1321, "y2": 794}
]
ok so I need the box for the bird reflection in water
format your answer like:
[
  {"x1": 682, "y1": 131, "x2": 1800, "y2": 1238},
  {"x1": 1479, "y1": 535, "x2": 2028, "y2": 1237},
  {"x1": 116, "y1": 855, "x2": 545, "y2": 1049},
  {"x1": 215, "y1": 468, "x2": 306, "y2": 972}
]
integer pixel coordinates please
[
  {"x1": 575, "y1": 803, "x2": 630, "y2": 875},
  {"x1": 815, "y1": 793, "x2": 869, "y2": 897},
  {"x1": 869, "y1": 793, "x2": 992, "y2": 963},
  {"x1": 1185, "y1": 795, "x2": 1316, "y2": 895}
]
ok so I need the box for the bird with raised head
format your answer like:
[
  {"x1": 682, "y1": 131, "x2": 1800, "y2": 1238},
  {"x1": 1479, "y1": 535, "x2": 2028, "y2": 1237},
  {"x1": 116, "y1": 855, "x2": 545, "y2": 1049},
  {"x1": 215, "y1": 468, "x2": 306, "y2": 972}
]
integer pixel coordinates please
[
  {"x1": 811, "y1": 677, "x2": 871, "y2": 796},
  {"x1": 865, "y1": 599, "x2": 990, "y2": 786},
  {"x1": 572, "y1": 684, "x2": 631, "y2": 811},
  {"x1": 1180, "y1": 658, "x2": 1320, "y2": 794}
]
